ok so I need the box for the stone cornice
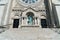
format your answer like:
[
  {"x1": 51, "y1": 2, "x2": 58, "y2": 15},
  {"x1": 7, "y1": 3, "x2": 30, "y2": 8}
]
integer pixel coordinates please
[{"x1": 12, "y1": 7, "x2": 46, "y2": 12}]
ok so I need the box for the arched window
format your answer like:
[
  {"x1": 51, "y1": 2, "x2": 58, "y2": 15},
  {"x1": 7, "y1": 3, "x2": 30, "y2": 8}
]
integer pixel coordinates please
[
  {"x1": 28, "y1": 15, "x2": 33, "y2": 24},
  {"x1": 26, "y1": 12, "x2": 34, "y2": 25}
]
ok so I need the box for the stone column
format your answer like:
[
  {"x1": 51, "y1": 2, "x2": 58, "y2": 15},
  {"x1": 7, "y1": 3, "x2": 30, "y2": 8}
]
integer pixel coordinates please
[
  {"x1": 26, "y1": 17, "x2": 28, "y2": 25},
  {"x1": 19, "y1": 17, "x2": 21, "y2": 28},
  {"x1": 38, "y1": 18, "x2": 40, "y2": 25},
  {"x1": 39, "y1": 18, "x2": 41, "y2": 28},
  {"x1": 27, "y1": 17, "x2": 28, "y2": 25},
  {"x1": 35, "y1": 17, "x2": 38, "y2": 25},
  {"x1": 24, "y1": 17, "x2": 27, "y2": 25},
  {"x1": 33, "y1": 18, "x2": 35, "y2": 25},
  {"x1": 22, "y1": 17, "x2": 23, "y2": 25},
  {"x1": 35, "y1": 18, "x2": 37, "y2": 25}
]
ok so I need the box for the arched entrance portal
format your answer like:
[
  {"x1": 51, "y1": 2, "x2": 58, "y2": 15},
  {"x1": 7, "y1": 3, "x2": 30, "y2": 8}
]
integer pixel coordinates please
[
  {"x1": 26, "y1": 12, "x2": 34, "y2": 25},
  {"x1": 41, "y1": 19, "x2": 47, "y2": 28}
]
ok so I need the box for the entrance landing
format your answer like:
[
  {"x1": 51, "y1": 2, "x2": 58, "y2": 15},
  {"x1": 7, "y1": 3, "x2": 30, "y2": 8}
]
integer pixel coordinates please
[{"x1": 0, "y1": 28, "x2": 60, "y2": 40}]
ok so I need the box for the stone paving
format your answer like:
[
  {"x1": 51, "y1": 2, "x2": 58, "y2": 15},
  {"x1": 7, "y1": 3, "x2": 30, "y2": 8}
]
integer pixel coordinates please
[{"x1": 0, "y1": 27, "x2": 60, "y2": 40}]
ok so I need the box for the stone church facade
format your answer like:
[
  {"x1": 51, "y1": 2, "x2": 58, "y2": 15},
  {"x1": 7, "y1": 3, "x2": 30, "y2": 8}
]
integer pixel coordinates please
[
  {"x1": 0, "y1": 0, "x2": 59, "y2": 28},
  {"x1": 9, "y1": 0, "x2": 53, "y2": 28}
]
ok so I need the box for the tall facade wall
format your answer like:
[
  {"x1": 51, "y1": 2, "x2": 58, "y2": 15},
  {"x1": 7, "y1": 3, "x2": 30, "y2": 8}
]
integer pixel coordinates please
[
  {"x1": 52, "y1": 0, "x2": 60, "y2": 27},
  {"x1": 0, "y1": 0, "x2": 12, "y2": 26}
]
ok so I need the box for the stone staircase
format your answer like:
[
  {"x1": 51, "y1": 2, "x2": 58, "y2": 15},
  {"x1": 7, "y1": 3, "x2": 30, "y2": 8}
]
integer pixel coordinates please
[{"x1": 0, "y1": 27, "x2": 60, "y2": 40}]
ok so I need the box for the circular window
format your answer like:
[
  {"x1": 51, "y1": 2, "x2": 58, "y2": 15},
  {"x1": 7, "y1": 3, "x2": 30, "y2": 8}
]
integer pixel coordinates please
[
  {"x1": 17, "y1": 0, "x2": 43, "y2": 7},
  {"x1": 22, "y1": 0, "x2": 38, "y2": 4}
]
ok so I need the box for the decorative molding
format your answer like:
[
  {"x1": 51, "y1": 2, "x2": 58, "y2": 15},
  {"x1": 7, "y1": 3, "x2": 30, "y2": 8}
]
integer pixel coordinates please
[{"x1": 12, "y1": 7, "x2": 46, "y2": 12}]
